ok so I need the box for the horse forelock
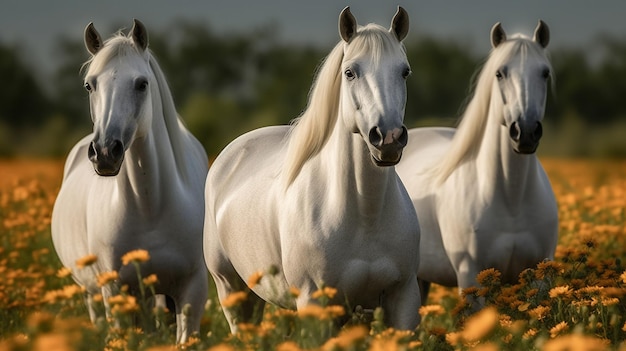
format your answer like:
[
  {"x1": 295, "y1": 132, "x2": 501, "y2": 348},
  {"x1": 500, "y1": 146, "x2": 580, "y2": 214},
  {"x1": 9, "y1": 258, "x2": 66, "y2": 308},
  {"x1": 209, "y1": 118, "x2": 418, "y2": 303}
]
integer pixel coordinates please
[
  {"x1": 430, "y1": 36, "x2": 551, "y2": 185},
  {"x1": 281, "y1": 24, "x2": 404, "y2": 189},
  {"x1": 82, "y1": 34, "x2": 148, "y2": 78}
]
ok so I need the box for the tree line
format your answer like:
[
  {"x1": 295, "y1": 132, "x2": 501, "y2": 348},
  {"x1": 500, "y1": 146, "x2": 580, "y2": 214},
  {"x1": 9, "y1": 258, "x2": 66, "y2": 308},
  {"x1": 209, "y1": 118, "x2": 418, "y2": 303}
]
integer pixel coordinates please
[{"x1": 1, "y1": 20, "x2": 625, "y2": 158}]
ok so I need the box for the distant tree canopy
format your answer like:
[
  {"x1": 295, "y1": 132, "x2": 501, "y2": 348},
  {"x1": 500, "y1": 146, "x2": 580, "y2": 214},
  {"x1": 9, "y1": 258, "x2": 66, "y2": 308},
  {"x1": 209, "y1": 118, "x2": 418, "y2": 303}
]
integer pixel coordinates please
[
  {"x1": 1, "y1": 20, "x2": 625, "y2": 158},
  {"x1": 0, "y1": 43, "x2": 50, "y2": 129}
]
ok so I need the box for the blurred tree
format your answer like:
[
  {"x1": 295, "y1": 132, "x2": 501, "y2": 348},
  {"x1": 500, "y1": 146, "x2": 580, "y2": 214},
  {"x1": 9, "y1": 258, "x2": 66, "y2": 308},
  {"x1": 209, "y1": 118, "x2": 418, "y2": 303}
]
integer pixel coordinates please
[
  {"x1": 404, "y1": 37, "x2": 479, "y2": 127},
  {"x1": 0, "y1": 43, "x2": 50, "y2": 129},
  {"x1": 50, "y1": 37, "x2": 91, "y2": 130}
]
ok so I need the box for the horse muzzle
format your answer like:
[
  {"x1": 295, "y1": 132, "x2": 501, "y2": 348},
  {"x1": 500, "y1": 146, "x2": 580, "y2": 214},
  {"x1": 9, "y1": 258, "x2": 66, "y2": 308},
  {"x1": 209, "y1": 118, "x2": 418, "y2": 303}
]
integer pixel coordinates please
[
  {"x1": 88, "y1": 139, "x2": 125, "y2": 176},
  {"x1": 509, "y1": 120, "x2": 542, "y2": 154},
  {"x1": 368, "y1": 125, "x2": 408, "y2": 166}
]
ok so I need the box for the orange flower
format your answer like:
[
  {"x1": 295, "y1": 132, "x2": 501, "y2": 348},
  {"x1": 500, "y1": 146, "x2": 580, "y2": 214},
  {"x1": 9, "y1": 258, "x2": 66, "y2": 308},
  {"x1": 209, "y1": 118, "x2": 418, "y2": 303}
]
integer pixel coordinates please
[
  {"x1": 476, "y1": 268, "x2": 501, "y2": 286},
  {"x1": 549, "y1": 285, "x2": 573, "y2": 299},
  {"x1": 549, "y1": 321, "x2": 568, "y2": 338},
  {"x1": 311, "y1": 286, "x2": 338, "y2": 300},
  {"x1": 56, "y1": 267, "x2": 72, "y2": 278},
  {"x1": 419, "y1": 304, "x2": 445, "y2": 317},
  {"x1": 460, "y1": 306, "x2": 499, "y2": 342},
  {"x1": 142, "y1": 274, "x2": 158, "y2": 286},
  {"x1": 221, "y1": 291, "x2": 247, "y2": 308},
  {"x1": 289, "y1": 286, "x2": 301, "y2": 298},
  {"x1": 75, "y1": 254, "x2": 98, "y2": 268},
  {"x1": 121, "y1": 249, "x2": 150, "y2": 265},
  {"x1": 247, "y1": 270, "x2": 263, "y2": 289},
  {"x1": 528, "y1": 305, "x2": 551, "y2": 321},
  {"x1": 97, "y1": 271, "x2": 119, "y2": 287}
]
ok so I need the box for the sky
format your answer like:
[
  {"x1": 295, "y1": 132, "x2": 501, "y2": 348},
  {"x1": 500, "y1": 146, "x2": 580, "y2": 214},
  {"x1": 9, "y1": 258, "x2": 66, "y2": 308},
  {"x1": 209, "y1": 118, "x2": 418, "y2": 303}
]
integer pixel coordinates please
[{"x1": 2, "y1": 0, "x2": 626, "y2": 75}]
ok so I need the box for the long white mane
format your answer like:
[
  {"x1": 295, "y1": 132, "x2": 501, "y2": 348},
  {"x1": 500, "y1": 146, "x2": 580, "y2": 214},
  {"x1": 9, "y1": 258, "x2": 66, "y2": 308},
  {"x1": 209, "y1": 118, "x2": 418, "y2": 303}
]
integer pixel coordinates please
[
  {"x1": 281, "y1": 23, "x2": 407, "y2": 187},
  {"x1": 82, "y1": 34, "x2": 198, "y2": 178},
  {"x1": 430, "y1": 35, "x2": 552, "y2": 185}
]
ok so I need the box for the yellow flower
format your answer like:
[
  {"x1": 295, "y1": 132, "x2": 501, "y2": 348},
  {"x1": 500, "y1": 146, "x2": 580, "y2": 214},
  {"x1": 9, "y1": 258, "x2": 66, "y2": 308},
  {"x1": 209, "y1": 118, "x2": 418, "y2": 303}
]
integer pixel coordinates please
[
  {"x1": 419, "y1": 304, "x2": 445, "y2": 317},
  {"x1": 121, "y1": 249, "x2": 150, "y2": 265},
  {"x1": 549, "y1": 285, "x2": 573, "y2": 299},
  {"x1": 289, "y1": 286, "x2": 301, "y2": 298},
  {"x1": 247, "y1": 270, "x2": 263, "y2": 289},
  {"x1": 549, "y1": 321, "x2": 568, "y2": 338},
  {"x1": 62, "y1": 284, "x2": 85, "y2": 299},
  {"x1": 476, "y1": 268, "x2": 501, "y2": 286},
  {"x1": 522, "y1": 328, "x2": 537, "y2": 340},
  {"x1": 543, "y1": 334, "x2": 608, "y2": 351},
  {"x1": 460, "y1": 306, "x2": 499, "y2": 342},
  {"x1": 322, "y1": 325, "x2": 368, "y2": 350},
  {"x1": 528, "y1": 305, "x2": 551, "y2": 321},
  {"x1": 75, "y1": 254, "x2": 98, "y2": 268},
  {"x1": 276, "y1": 341, "x2": 302, "y2": 351},
  {"x1": 142, "y1": 274, "x2": 158, "y2": 286},
  {"x1": 97, "y1": 271, "x2": 119, "y2": 287},
  {"x1": 56, "y1": 267, "x2": 72, "y2": 278},
  {"x1": 221, "y1": 291, "x2": 247, "y2": 308},
  {"x1": 206, "y1": 345, "x2": 236, "y2": 351},
  {"x1": 311, "y1": 286, "x2": 337, "y2": 300}
]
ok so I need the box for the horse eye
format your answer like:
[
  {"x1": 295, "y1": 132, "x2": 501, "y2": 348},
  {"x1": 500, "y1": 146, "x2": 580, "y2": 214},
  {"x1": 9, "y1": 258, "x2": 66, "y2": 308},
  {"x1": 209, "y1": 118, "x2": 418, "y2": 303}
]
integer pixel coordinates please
[
  {"x1": 84, "y1": 82, "x2": 92, "y2": 92},
  {"x1": 541, "y1": 68, "x2": 551, "y2": 79},
  {"x1": 135, "y1": 79, "x2": 148, "y2": 92},
  {"x1": 495, "y1": 71, "x2": 504, "y2": 81},
  {"x1": 345, "y1": 69, "x2": 356, "y2": 81}
]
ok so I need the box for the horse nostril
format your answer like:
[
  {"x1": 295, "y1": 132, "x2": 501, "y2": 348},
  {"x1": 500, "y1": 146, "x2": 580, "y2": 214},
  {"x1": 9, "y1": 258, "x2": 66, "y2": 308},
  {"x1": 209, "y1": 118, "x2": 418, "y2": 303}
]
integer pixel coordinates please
[
  {"x1": 88, "y1": 141, "x2": 98, "y2": 162},
  {"x1": 509, "y1": 121, "x2": 521, "y2": 142},
  {"x1": 110, "y1": 140, "x2": 124, "y2": 159},
  {"x1": 368, "y1": 127, "x2": 383, "y2": 147},
  {"x1": 398, "y1": 126, "x2": 408, "y2": 147},
  {"x1": 533, "y1": 121, "x2": 543, "y2": 141}
]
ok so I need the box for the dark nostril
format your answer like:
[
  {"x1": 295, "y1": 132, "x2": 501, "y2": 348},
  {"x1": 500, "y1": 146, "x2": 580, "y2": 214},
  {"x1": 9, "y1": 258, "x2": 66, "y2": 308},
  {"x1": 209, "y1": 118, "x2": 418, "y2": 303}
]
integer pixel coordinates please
[
  {"x1": 369, "y1": 127, "x2": 383, "y2": 147},
  {"x1": 110, "y1": 140, "x2": 124, "y2": 159},
  {"x1": 533, "y1": 121, "x2": 543, "y2": 141},
  {"x1": 398, "y1": 126, "x2": 408, "y2": 147},
  {"x1": 88, "y1": 141, "x2": 97, "y2": 162},
  {"x1": 509, "y1": 121, "x2": 521, "y2": 142}
]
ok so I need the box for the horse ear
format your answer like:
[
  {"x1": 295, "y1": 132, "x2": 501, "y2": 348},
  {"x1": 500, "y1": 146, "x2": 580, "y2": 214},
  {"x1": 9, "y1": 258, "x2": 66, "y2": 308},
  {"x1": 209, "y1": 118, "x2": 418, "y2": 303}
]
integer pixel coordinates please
[
  {"x1": 390, "y1": 6, "x2": 409, "y2": 41},
  {"x1": 84, "y1": 22, "x2": 103, "y2": 55},
  {"x1": 131, "y1": 19, "x2": 149, "y2": 51},
  {"x1": 490, "y1": 22, "x2": 506, "y2": 48},
  {"x1": 533, "y1": 20, "x2": 550, "y2": 48},
  {"x1": 339, "y1": 7, "x2": 357, "y2": 43}
]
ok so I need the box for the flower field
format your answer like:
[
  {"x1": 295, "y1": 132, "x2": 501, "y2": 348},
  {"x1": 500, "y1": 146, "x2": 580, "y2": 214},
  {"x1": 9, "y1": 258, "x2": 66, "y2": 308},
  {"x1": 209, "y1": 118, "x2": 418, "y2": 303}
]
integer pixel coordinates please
[{"x1": 0, "y1": 158, "x2": 625, "y2": 350}]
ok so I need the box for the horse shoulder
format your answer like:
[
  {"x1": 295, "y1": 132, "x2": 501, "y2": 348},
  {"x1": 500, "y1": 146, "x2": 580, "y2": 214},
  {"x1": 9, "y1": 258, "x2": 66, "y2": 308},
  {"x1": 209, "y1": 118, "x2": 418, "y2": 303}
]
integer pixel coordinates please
[{"x1": 61, "y1": 134, "x2": 94, "y2": 181}]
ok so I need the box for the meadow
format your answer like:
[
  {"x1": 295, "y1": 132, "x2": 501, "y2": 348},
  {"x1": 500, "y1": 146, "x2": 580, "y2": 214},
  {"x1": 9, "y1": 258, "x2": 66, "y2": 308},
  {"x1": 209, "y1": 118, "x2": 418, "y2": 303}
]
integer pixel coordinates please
[{"x1": 0, "y1": 158, "x2": 625, "y2": 350}]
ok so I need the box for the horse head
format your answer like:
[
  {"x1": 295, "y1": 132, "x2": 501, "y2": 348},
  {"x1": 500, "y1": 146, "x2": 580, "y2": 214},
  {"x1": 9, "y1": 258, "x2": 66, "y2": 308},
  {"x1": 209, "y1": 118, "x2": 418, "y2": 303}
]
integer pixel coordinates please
[
  {"x1": 490, "y1": 20, "x2": 551, "y2": 154},
  {"x1": 339, "y1": 7, "x2": 411, "y2": 166},
  {"x1": 83, "y1": 19, "x2": 153, "y2": 176}
]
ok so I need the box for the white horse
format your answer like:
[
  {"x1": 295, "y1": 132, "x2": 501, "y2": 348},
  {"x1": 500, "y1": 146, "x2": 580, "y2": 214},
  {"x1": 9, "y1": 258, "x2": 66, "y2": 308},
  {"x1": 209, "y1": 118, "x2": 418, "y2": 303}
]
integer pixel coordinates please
[
  {"x1": 396, "y1": 21, "x2": 558, "y2": 302},
  {"x1": 51, "y1": 20, "x2": 208, "y2": 343},
  {"x1": 204, "y1": 7, "x2": 421, "y2": 332}
]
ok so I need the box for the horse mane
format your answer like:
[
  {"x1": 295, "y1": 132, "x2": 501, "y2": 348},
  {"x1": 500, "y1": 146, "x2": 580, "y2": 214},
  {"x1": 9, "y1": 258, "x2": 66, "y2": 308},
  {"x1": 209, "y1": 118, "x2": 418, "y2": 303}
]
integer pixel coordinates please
[
  {"x1": 430, "y1": 35, "x2": 551, "y2": 185},
  {"x1": 82, "y1": 33, "x2": 203, "y2": 179},
  {"x1": 281, "y1": 23, "x2": 406, "y2": 188}
]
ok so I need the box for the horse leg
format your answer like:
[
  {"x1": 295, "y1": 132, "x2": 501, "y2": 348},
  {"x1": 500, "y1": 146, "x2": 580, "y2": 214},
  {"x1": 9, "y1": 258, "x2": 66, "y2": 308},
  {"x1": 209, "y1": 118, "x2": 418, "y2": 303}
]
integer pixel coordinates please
[
  {"x1": 85, "y1": 293, "x2": 100, "y2": 323},
  {"x1": 381, "y1": 275, "x2": 422, "y2": 330},
  {"x1": 174, "y1": 269, "x2": 209, "y2": 344},
  {"x1": 456, "y1": 259, "x2": 483, "y2": 313},
  {"x1": 210, "y1": 266, "x2": 265, "y2": 334},
  {"x1": 417, "y1": 279, "x2": 431, "y2": 304}
]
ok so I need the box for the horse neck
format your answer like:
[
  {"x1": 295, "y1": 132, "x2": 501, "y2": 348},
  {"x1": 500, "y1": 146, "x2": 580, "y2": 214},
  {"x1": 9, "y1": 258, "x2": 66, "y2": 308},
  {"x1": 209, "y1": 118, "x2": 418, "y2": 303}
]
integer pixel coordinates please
[
  {"x1": 322, "y1": 111, "x2": 396, "y2": 220},
  {"x1": 475, "y1": 98, "x2": 539, "y2": 211},
  {"x1": 118, "y1": 86, "x2": 184, "y2": 209}
]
